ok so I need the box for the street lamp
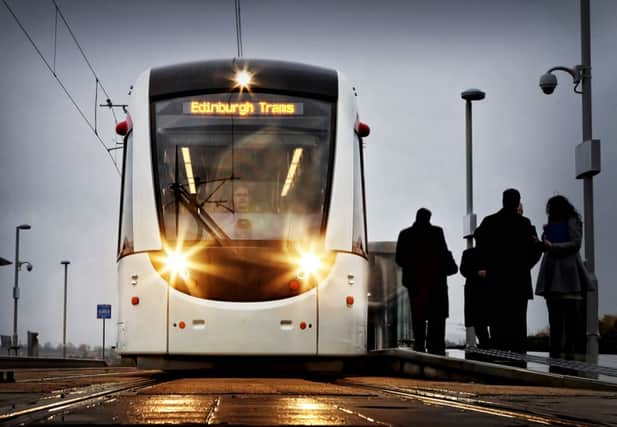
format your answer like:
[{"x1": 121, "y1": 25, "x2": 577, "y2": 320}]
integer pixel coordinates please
[
  {"x1": 539, "y1": 0, "x2": 600, "y2": 364},
  {"x1": 12, "y1": 224, "x2": 32, "y2": 355},
  {"x1": 461, "y1": 89, "x2": 486, "y2": 249},
  {"x1": 461, "y1": 88, "x2": 485, "y2": 349},
  {"x1": 61, "y1": 260, "x2": 70, "y2": 358}
]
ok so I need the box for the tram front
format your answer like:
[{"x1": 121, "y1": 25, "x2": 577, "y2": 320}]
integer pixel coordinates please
[{"x1": 117, "y1": 59, "x2": 368, "y2": 358}]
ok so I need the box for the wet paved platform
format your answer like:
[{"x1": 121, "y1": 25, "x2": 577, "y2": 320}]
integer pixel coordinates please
[
  {"x1": 19, "y1": 376, "x2": 616, "y2": 426},
  {"x1": 2, "y1": 351, "x2": 617, "y2": 425}
]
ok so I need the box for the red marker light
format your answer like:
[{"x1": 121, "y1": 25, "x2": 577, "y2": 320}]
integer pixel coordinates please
[
  {"x1": 289, "y1": 279, "x2": 300, "y2": 291},
  {"x1": 179, "y1": 321, "x2": 186, "y2": 329},
  {"x1": 300, "y1": 321, "x2": 307, "y2": 330},
  {"x1": 346, "y1": 296, "x2": 354, "y2": 306},
  {"x1": 116, "y1": 120, "x2": 129, "y2": 136},
  {"x1": 131, "y1": 296, "x2": 140, "y2": 305},
  {"x1": 355, "y1": 121, "x2": 370, "y2": 138}
]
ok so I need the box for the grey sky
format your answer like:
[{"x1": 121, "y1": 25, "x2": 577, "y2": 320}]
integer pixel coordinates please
[{"x1": 1, "y1": 0, "x2": 616, "y2": 348}]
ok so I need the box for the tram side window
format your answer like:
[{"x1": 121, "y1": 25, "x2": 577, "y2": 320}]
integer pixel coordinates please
[
  {"x1": 352, "y1": 133, "x2": 367, "y2": 257},
  {"x1": 118, "y1": 132, "x2": 134, "y2": 257}
]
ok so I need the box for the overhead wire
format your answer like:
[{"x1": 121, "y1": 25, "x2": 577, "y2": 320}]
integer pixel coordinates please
[
  {"x1": 52, "y1": 0, "x2": 125, "y2": 174},
  {"x1": 53, "y1": 3, "x2": 58, "y2": 73},
  {"x1": 235, "y1": 0, "x2": 243, "y2": 57},
  {"x1": 2, "y1": 0, "x2": 121, "y2": 175},
  {"x1": 51, "y1": 0, "x2": 118, "y2": 124}
]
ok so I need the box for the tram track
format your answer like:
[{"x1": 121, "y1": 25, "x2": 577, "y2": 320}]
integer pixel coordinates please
[
  {"x1": 204, "y1": 395, "x2": 221, "y2": 425},
  {"x1": 0, "y1": 374, "x2": 609, "y2": 425},
  {"x1": 16, "y1": 368, "x2": 160, "y2": 383},
  {"x1": 338, "y1": 380, "x2": 599, "y2": 427},
  {"x1": 0, "y1": 376, "x2": 162, "y2": 426}
]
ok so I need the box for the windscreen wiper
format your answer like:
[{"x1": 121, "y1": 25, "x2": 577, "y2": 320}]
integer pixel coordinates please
[
  {"x1": 171, "y1": 182, "x2": 231, "y2": 246},
  {"x1": 196, "y1": 175, "x2": 240, "y2": 213}
]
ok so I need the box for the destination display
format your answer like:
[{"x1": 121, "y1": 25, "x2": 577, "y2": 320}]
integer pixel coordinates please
[{"x1": 184, "y1": 100, "x2": 304, "y2": 116}]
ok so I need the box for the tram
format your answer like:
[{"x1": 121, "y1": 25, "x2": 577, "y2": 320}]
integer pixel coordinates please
[{"x1": 114, "y1": 59, "x2": 370, "y2": 367}]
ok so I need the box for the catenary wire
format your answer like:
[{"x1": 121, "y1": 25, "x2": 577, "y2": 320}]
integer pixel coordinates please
[
  {"x1": 235, "y1": 0, "x2": 243, "y2": 57},
  {"x1": 52, "y1": 0, "x2": 118, "y2": 124},
  {"x1": 2, "y1": 0, "x2": 120, "y2": 175}
]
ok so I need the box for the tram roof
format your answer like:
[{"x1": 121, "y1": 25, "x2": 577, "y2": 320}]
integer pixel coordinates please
[{"x1": 149, "y1": 58, "x2": 338, "y2": 101}]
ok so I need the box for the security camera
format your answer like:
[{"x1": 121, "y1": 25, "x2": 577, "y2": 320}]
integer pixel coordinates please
[
  {"x1": 26, "y1": 263, "x2": 33, "y2": 272},
  {"x1": 539, "y1": 73, "x2": 557, "y2": 95}
]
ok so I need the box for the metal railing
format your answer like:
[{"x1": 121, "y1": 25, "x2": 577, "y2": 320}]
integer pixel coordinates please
[{"x1": 465, "y1": 347, "x2": 617, "y2": 377}]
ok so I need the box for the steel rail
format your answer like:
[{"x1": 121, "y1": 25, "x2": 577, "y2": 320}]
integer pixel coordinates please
[
  {"x1": 335, "y1": 404, "x2": 393, "y2": 426},
  {"x1": 0, "y1": 377, "x2": 158, "y2": 425},
  {"x1": 339, "y1": 381, "x2": 597, "y2": 427},
  {"x1": 205, "y1": 395, "x2": 221, "y2": 425},
  {"x1": 17, "y1": 369, "x2": 160, "y2": 383}
]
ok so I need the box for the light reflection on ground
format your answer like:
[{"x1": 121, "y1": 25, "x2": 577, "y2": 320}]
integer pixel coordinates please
[
  {"x1": 213, "y1": 396, "x2": 350, "y2": 425},
  {"x1": 125, "y1": 395, "x2": 214, "y2": 424},
  {"x1": 123, "y1": 395, "x2": 358, "y2": 425}
]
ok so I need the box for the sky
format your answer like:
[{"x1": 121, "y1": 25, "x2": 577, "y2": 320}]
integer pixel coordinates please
[{"x1": 1, "y1": 0, "x2": 616, "y2": 349}]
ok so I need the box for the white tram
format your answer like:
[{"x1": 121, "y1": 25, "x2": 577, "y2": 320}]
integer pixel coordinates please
[{"x1": 115, "y1": 59, "x2": 370, "y2": 367}]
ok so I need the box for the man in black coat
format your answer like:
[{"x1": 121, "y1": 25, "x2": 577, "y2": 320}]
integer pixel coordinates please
[
  {"x1": 460, "y1": 241, "x2": 491, "y2": 348},
  {"x1": 474, "y1": 189, "x2": 542, "y2": 353},
  {"x1": 395, "y1": 208, "x2": 457, "y2": 355}
]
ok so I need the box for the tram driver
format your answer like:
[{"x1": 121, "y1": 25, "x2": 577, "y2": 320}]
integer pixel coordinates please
[
  {"x1": 233, "y1": 184, "x2": 251, "y2": 213},
  {"x1": 232, "y1": 183, "x2": 253, "y2": 239}
]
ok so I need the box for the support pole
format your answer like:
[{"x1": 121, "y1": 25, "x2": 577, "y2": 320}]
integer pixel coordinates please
[
  {"x1": 12, "y1": 228, "x2": 20, "y2": 354},
  {"x1": 580, "y1": 0, "x2": 599, "y2": 364},
  {"x1": 465, "y1": 100, "x2": 473, "y2": 250},
  {"x1": 461, "y1": 89, "x2": 485, "y2": 349},
  {"x1": 102, "y1": 318, "x2": 106, "y2": 360},
  {"x1": 61, "y1": 261, "x2": 70, "y2": 358}
]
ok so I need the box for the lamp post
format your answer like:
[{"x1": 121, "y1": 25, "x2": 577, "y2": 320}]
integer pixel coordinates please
[
  {"x1": 461, "y1": 89, "x2": 486, "y2": 249},
  {"x1": 461, "y1": 89, "x2": 485, "y2": 349},
  {"x1": 539, "y1": 0, "x2": 599, "y2": 364},
  {"x1": 12, "y1": 224, "x2": 32, "y2": 354},
  {"x1": 61, "y1": 260, "x2": 70, "y2": 358}
]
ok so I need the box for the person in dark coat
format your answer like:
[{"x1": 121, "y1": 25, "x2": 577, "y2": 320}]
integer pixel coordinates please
[
  {"x1": 535, "y1": 195, "x2": 594, "y2": 360},
  {"x1": 395, "y1": 208, "x2": 457, "y2": 355},
  {"x1": 474, "y1": 189, "x2": 542, "y2": 353},
  {"x1": 460, "y1": 240, "x2": 491, "y2": 348}
]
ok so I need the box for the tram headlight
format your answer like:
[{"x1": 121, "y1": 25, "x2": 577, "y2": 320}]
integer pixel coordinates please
[
  {"x1": 233, "y1": 68, "x2": 253, "y2": 92},
  {"x1": 297, "y1": 252, "x2": 321, "y2": 279},
  {"x1": 235, "y1": 70, "x2": 252, "y2": 87},
  {"x1": 164, "y1": 249, "x2": 190, "y2": 281},
  {"x1": 149, "y1": 244, "x2": 207, "y2": 293},
  {"x1": 293, "y1": 247, "x2": 336, "y2": 282}
]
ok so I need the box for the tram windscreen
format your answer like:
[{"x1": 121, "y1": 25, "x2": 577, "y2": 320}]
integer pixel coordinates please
[{"x1": 153, "y1": 93, "x2": 333, "y2": 246}]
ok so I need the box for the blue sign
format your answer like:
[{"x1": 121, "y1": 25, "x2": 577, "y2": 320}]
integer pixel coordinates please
[{"x1": 97, "y1": 304, "x2": 111, "y2": 319}]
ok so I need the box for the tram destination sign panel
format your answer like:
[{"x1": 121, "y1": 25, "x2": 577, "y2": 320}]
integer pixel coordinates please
[
  {"x1": 184, "y1": 100, "x2": 304, "y2": 117},
  {"x1": 96, "y1": 304, "x2": 112, "y2": 319}
]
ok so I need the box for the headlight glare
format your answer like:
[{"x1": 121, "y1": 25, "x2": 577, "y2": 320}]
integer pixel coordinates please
[
  {"x1": 298, "y1": 252, "x2": 321, "y2": 277},
  {"x1": 165, "y1": 249, "x2": 190, "y2": 280}
]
